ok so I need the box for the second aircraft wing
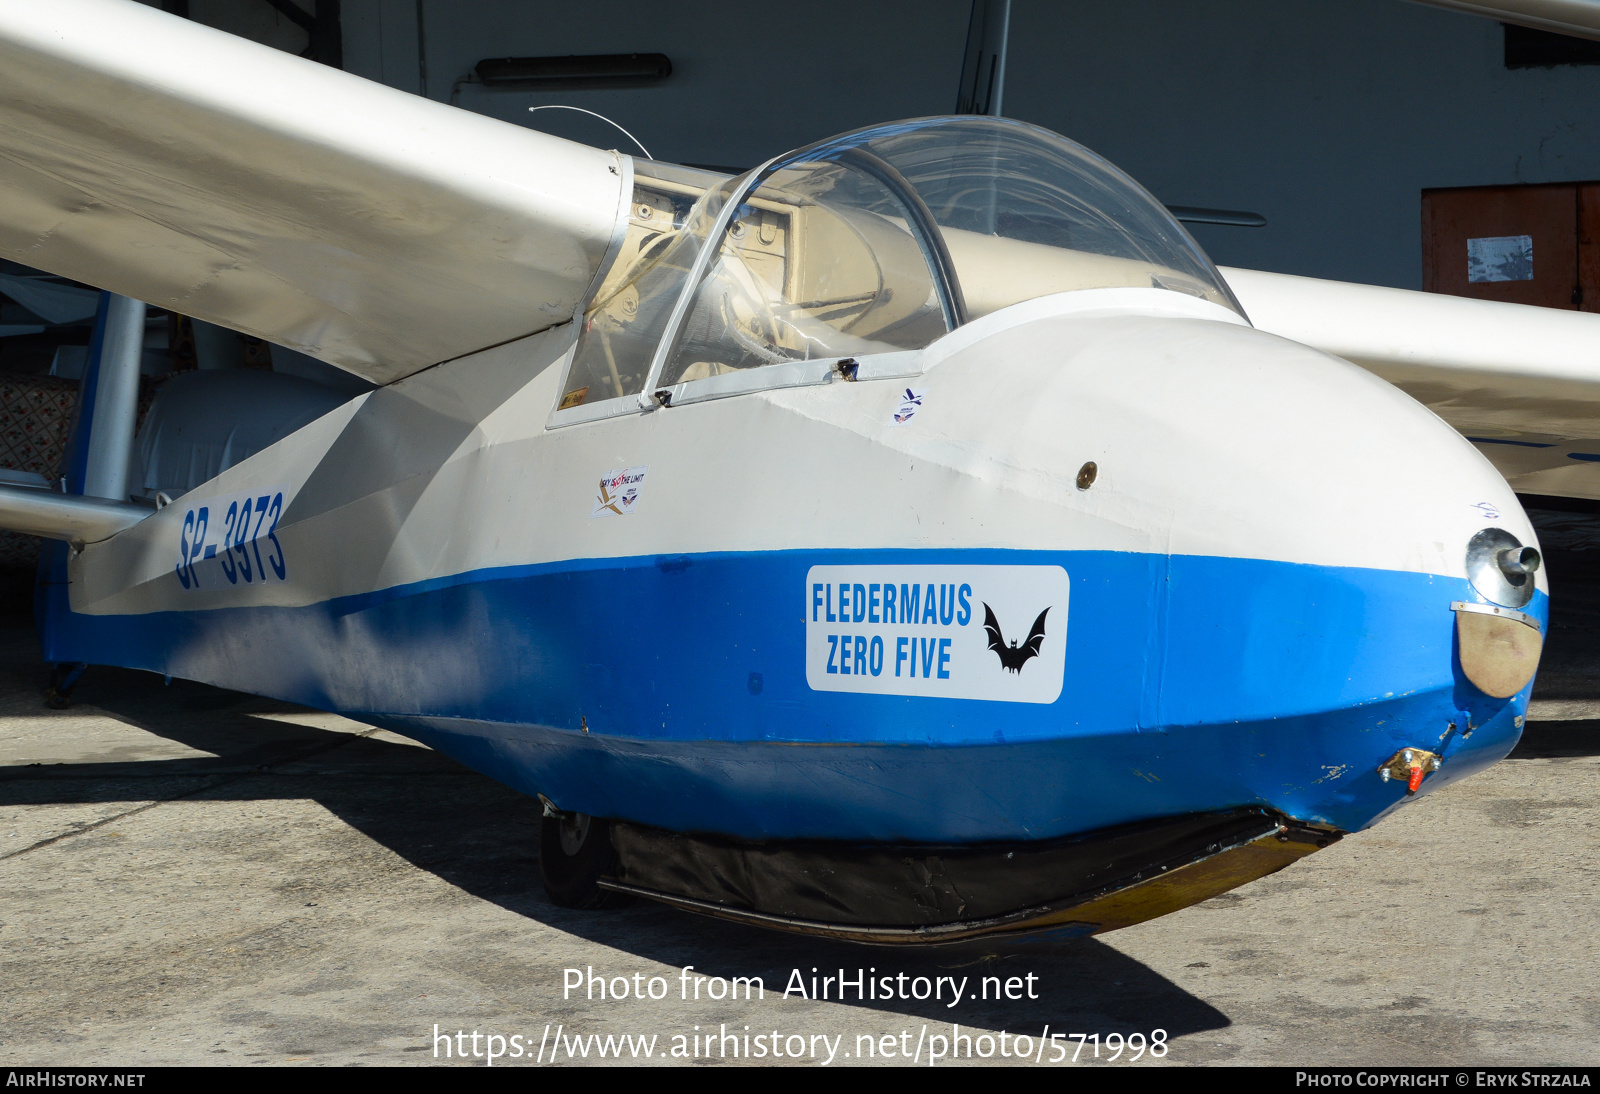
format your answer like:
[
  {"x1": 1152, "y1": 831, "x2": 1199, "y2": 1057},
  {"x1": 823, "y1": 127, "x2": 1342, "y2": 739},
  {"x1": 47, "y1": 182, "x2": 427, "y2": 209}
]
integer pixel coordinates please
[{"x1": 1223, "y1": 265, "x2": 1600, "y2": 500}]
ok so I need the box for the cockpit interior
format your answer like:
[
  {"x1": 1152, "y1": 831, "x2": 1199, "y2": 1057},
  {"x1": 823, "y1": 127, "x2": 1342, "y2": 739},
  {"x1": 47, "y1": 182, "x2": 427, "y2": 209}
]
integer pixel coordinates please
[{"x1": 558, "y1": 115, "x2": 1242, "y2": 414}]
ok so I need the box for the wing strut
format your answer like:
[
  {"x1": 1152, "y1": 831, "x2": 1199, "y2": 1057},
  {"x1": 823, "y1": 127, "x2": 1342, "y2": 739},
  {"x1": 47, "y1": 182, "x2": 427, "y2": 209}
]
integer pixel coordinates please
[
  {"x1": 0, "y1": 288, "x2": 154, "y2": 546},
  {"x1": 0, "y1": 486, "x2": 145, "y2": 547},
  {"x1": 78, "y1": 294, "x2": 146, "y2": 504}
]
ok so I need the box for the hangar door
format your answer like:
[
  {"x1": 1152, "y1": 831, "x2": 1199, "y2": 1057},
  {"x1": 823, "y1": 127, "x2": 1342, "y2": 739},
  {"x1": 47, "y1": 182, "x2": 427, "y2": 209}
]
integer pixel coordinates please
[{"x1": 1422, "y1": 181, "x2": 1600, "y2": 311}]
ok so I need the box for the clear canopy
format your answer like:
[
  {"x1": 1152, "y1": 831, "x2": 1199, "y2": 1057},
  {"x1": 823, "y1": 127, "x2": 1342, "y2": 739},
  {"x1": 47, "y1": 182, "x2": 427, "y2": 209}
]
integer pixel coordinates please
[
  {"x1": 559, "y1": 161, "x2": 736, "y2": 409},
  {"x1": 558, "y1": 116, "x2": 1240, "y2": 410}
]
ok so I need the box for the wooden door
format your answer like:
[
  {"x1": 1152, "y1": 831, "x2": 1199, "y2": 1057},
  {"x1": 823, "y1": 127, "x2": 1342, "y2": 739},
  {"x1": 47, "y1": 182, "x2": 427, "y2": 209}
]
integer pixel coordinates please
[{"x1": 1422, "y1": 182, "x2": 1579, "y2": 309}]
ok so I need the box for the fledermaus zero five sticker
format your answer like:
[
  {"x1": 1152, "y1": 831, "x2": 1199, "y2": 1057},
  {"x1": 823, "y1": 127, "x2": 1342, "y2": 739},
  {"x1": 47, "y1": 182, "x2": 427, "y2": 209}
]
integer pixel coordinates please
[
  {"x1": 805, "y1": 565, "x2": 1069, "y2": 703},
  {"x1": 591, "y1": 465, "x2": 648, "y2": 517}
]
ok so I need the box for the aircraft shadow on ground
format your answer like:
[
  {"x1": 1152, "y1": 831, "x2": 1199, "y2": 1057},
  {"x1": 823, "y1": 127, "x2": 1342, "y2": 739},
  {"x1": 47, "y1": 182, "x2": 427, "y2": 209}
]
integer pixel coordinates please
[
  {"x1": 1509, "y1": 721, "x2": 1600, "y2": 758},
  {"x1": 0, "y1": 661, "x2": 1232, "y2": 1038}
]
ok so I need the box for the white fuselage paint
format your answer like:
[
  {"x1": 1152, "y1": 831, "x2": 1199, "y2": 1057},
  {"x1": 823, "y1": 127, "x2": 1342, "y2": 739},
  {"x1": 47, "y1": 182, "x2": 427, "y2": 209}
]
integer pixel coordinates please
[{"x1": 70, "y1": 289, "x2": 1542, "y2": 619}]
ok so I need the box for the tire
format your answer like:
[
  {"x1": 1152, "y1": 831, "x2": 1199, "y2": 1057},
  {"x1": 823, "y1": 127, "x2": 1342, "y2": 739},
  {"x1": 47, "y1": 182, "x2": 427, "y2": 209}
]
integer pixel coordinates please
[{"x1": 538, "y1": 811, "x2": 631, "y2": 909}]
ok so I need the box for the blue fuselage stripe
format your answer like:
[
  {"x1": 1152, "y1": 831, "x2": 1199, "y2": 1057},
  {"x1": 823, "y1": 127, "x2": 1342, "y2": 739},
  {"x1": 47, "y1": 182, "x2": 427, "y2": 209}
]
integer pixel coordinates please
[{"x1": 42, "y1": 548, "x2": 1537, "y2": 841}]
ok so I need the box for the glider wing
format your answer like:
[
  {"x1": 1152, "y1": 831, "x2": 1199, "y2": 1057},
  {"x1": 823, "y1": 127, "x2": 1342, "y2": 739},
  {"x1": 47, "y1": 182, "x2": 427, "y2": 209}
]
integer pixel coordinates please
[
  {"x1": 1223, "y1": 265, "x2": 1600, "y2": 500},
  {"x1": 0, "y1": 0, "x2": 626, "y2": 383}
]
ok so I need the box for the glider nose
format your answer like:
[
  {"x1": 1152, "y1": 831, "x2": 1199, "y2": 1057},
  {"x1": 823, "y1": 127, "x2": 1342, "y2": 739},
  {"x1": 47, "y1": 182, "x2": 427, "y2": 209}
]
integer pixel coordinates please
[
  {"x1": 934, "y1": 303, "x2": 1546, "y2": 828},
  {"x1": 1129, "y1": 321, "x2": 1551, "y2": 821}
]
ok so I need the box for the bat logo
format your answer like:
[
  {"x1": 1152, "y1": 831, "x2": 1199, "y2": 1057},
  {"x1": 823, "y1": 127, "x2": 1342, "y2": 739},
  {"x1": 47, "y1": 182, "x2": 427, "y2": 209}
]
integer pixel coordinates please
[{"x1": 982, "y1": 603, "x2": 1049, "y2": 673}]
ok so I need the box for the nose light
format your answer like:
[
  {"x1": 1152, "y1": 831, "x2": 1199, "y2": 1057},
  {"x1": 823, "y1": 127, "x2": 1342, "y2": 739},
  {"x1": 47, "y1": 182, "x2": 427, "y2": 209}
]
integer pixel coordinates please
[{"x1": 1465, "y1": 527, "x2": 1538, "y2": 608}]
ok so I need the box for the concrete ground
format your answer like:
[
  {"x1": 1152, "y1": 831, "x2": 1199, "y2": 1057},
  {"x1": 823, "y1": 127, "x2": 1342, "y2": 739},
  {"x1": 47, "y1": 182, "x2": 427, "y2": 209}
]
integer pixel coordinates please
[{"x1": 1, "y1": 515, "x2": 1597, "y2": 1067}]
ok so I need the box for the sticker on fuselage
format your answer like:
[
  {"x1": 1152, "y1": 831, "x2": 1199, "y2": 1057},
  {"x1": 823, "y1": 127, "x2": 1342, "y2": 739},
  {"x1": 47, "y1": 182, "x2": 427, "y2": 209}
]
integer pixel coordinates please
[
  {"x1": 890, "y1": 388, "x2": 925, "y2": 426},
  {"x1": 591, "y1": 465, "x2": 648, "y2": 517},
  {"x1": 175, "y1": 486, "x2": 289, "y2": 591},
  {"x1": 805, "y1": 565, "x2": 1069, "y2": 703}
]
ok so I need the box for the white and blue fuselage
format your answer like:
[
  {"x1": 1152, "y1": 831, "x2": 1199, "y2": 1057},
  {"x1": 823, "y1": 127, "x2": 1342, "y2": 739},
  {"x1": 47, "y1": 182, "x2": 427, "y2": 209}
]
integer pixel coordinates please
[
  {"x1": 0, "y1": 8, "x2": 1555, "y2": 936},
  {"x1": 40, "y1": 285, "x2": 1543, "y2": 846}
]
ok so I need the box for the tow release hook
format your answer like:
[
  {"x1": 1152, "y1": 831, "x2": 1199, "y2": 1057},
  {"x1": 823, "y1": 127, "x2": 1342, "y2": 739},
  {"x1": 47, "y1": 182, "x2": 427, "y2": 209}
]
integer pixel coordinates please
[{"x1": 1378, "y1": 748, "x2": 1442, "y2": 794}]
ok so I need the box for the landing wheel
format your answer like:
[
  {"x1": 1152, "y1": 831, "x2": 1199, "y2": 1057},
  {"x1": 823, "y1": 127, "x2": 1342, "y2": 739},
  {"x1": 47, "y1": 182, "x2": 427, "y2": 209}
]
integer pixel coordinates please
[
  {"x1": 44, "y1": 662, "x2": 87, "y2": 709},
  {"x1": 539, "y1": 811, "x2": 631, "y2": 909}
]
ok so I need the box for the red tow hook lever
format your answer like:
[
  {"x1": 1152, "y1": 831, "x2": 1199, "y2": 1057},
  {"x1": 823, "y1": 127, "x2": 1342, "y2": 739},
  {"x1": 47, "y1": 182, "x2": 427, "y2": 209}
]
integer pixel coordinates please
[{"x1": 1379, "y1": 748, "x2": 1442, "y2": 795}]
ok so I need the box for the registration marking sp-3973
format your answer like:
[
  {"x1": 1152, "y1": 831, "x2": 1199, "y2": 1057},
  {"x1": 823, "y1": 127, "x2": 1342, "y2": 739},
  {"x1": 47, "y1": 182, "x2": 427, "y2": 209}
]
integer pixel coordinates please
[
  {"x1": 805, "y1": 565, "x2": 1069, "y2": 703},
  {"x1": 176, "y1": 487, "x2": 288, "y2": 590}
]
